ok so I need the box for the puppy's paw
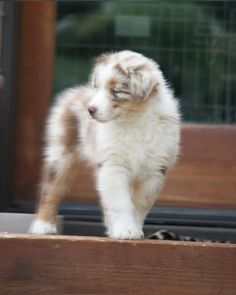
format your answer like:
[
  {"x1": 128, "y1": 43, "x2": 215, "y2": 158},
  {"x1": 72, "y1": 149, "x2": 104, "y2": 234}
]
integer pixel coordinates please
[
  {"x1": 29, "y1": 219, "x2": 57, "y2": 235},
  {"x1": 110, "y1": 225, "x2": 144, "y2": 240}
]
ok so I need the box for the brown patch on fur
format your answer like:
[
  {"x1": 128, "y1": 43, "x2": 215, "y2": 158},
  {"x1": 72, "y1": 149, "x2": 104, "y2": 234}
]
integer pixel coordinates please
[
  {"x1": 115, "y1": 60, "x2": 158, "y2": 100},
  {"x1": 118, "y1": 98, "x2": 149, "y2": 119},
  {"x1": 37, "y1": 153, "x2": 80, "y2": 221},
  {"x1": 133, "y1": 178, "x2": 142, "y2": 193},
  {"x1": 132, "y1": 178, "x2": 150, "y2": 213},
  {"x1": 59, "y1": 104, "x2": 78, "y2": 153},
  {"x1": 107, "y1": 77, "x2": 118, "y2": 89},
  {"x1": 113, "y1": 102, "x2": 120, "y2": 109}
]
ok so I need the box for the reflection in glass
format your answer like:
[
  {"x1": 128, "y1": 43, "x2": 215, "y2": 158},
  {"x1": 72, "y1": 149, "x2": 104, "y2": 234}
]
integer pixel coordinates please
[{"x1": 54, "y1": 1, "x2": 236, "y2": 124}]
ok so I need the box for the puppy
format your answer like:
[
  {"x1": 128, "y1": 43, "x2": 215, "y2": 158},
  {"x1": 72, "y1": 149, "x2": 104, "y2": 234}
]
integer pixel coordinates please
[{"x1": 29, "y1": 50, "x2": 180, "y2": 239}]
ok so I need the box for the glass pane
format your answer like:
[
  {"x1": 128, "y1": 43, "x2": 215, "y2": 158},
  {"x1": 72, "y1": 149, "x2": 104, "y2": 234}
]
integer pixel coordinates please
[{"x1": 54, "y1": 1, "x2": 236, "y2": 124}]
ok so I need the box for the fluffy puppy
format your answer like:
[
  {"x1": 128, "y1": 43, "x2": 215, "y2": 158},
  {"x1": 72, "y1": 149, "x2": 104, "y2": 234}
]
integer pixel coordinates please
[{"x1": 29, "y1": 50, "x2": 180, "y2": 239}]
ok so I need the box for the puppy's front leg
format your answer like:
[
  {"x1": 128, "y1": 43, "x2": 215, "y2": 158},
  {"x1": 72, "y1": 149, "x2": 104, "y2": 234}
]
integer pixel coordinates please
[{"x1": 96, "y1": 165, "x2": 144, "y2": 240}]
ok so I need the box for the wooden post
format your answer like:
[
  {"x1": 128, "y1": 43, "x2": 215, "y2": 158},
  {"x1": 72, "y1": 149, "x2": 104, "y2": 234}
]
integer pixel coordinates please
[{"x1": 13, "y1": 1, "x2": 56, "y2": 201}]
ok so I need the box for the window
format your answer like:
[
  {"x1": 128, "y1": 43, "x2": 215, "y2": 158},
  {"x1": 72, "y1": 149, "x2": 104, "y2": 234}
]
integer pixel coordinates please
[{"x1": 54, "y1": 1, "x2": 236, "y2": 124}]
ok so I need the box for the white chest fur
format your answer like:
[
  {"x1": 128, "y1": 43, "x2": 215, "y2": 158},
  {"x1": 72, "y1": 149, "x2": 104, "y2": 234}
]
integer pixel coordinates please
[{"x1": 82, "y1": 97, "x2": 180, "y2": 179}]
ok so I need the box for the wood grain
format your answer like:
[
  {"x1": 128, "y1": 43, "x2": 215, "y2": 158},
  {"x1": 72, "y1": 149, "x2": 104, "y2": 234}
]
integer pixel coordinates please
[
  {"x1": 0, "y1": 234, "x2": 236, "y2": 295},
  {"x1": 66, "y1": 124, "x2": 236, "y2": 209},
  {"x1": 159, "y1": 124, "x2": 236, "y2": 208},
  {"x1": 13, "y1": 1, "x2": 56, "y2": 201}
]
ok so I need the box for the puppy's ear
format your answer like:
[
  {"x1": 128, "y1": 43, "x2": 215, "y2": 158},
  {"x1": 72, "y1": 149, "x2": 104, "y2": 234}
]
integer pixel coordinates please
[
  {"x1": 128, "y1": 65, "x2": 159, "y2": 100},
  {"x1": 89, "y1": 70, "x2": 96, "y2": 87},
  {"x1": 90, "y1": 53, "x2": 112, "y2": 86},
  {"x1": 95, "y1": 52, "x2": 112, "y2": 65}
]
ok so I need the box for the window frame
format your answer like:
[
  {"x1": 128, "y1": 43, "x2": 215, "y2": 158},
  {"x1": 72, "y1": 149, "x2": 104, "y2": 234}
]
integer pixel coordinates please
[{"x1": 0, "y1": 2, "x2": 17, "y2": 211}]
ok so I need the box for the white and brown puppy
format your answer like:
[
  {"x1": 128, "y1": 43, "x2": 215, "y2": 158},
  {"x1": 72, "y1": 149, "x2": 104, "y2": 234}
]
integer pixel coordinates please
[{"x1": 29, "y1": 50, "x2": 180, "y2": 239}]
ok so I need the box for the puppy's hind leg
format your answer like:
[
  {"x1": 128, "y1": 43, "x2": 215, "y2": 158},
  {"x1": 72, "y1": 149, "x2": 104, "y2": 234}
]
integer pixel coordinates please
[
  {"x1": 29, "y1": 89, "x2": 80, "y2": 234},
  {"x1": 29, "y1": 154, "x2": 79, "y2": 234}
]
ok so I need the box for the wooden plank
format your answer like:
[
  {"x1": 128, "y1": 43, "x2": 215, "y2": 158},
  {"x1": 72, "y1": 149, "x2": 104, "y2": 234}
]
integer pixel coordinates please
[
  {"x1": 159, "y1": 124, "x2": 236, "y2": 208},
  {"x1": 0, "y1": 234, "x2": 236, "y2": 295},
  {"x1": 66, "y1": 124, "x2": 236, "y2": 209}
]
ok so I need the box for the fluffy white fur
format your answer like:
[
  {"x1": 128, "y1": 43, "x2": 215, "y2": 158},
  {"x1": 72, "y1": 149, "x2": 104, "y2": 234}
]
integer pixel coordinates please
[
  {"x1": 29, "y1": 50, "x2": 180, "y2": 239},
  {"x1": 29, "y1": 219, "x2": 57, "y2": 235}
]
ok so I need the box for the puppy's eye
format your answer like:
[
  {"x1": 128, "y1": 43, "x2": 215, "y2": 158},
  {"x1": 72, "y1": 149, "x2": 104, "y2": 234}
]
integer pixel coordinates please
[
  {"x1": 111, "y1": 89, "x2": 131, "y2": 95},
  {"x1": 111, "y1": 89, "x2": 131, "y2": 101}
]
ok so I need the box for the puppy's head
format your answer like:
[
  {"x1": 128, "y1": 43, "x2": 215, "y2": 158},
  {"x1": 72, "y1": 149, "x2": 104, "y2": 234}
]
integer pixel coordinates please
[{"x1": 88, "y1": 50, "x2": 161, "y2": 123}]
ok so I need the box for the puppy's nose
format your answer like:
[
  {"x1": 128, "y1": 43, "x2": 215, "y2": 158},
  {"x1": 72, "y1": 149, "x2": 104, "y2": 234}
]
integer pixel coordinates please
[{"x1": 88, "y1": 106, "x2": 97, "y2": 117}]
